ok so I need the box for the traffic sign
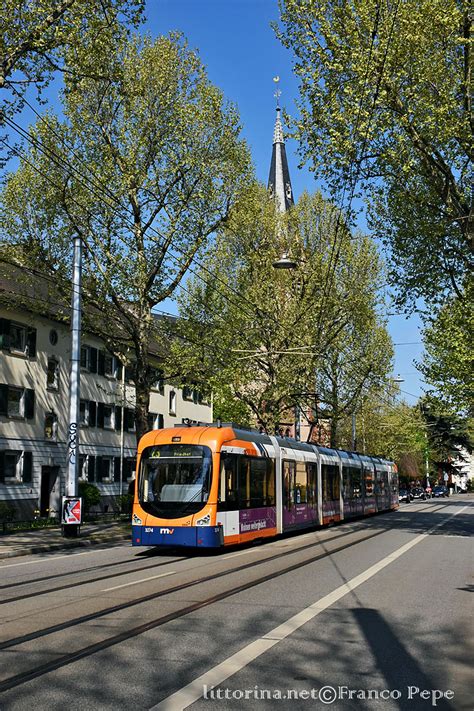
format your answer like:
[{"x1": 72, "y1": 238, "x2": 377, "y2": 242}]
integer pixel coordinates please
[
  {"x1": 443, "y1": 473, "x2": 449, "y2": 482},
  {"x1": 62, "y1": 497, "x2": 82, "y2": 525}
]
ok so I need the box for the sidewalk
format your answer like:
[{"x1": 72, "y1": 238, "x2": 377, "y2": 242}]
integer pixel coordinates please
[{"x1": 0, "y1": 520, "x2": 131, "y2": 560}]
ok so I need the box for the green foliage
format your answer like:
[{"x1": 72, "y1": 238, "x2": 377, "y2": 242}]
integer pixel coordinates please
[
  {"x1": 78, "y1": 481, "x2": 101, "y2": 512},
  {"x1": 419, "y1": 279, "x2": 474, "y2": 414},
  {"x1": 421, "y1": 402, "x2": 473, "y2": 476},
  {"x1": 0, "y1": 502, "x2": 16, "y2": 522},
  {"x1": 277, "y1": 0, "x2": 472, "y2": 308},
  {"x1": 168, "y1": 187, "x2": 393, "y2": 438},
  {"x1": 1, "y1": 32, "x2": 253, "y2": 441},
  {"x1": 0, "y1": 0, "x2": 144, "y2": 119}
]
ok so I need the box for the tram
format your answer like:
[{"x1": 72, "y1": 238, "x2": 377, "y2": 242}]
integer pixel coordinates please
[{"x1": 132, "y1": 423, "x2": 398, "y2": 549}]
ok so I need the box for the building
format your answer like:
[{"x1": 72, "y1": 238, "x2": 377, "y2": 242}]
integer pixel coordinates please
[{"x1": 0, "y1": 268, "x2": 212, "y2": 519}]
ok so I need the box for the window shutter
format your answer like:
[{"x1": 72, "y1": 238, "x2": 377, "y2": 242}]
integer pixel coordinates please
[
  {"x1": 97, "y1": 402, "x2": 105, "y2": 428},
  {"x1": 27, "y1": 328, "x2": 37, "y2": 358},
  {"x1": 116, "y1": 360, "x2": 123, "y2": 380},
  {"x1": 114, "y1": 457, "x2": 121, "y2": 482},
  {"x1": 87, "y1": 455, "x2": 96, "y2": 482},
  {"x1": 89, "y1": 347, "x2": 98, "y2": 374},
  {"x1": 0, "y1": 384, "x2": 8, "y2": 416},
  {"x1": 24, "y1": 390, "x2": 35, "y2": 419},
  {"x1": 115, "y1": 406, "x2": 122, "y2": 431},
  {"x1": 0, "y1": 319, "x2": 11, "y2": 349},
  {"x1": 89, "y1": 401, "x2": 97, "y2": 427},
  {"x1": 98, "y1": 350, "x2": 105, "y2": 376},
  {"x1": 22, "y1": 451, "x2": 33, "y2": 482}
]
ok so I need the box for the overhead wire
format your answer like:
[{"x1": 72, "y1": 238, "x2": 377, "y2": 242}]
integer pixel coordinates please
[{"x1": 2, "y1": 102, "x2": 271, "y2": 326}]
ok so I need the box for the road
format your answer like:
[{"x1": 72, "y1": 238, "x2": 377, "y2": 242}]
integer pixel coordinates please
[{"x1": 0, "y1": 497, "x2": 472, "y2": 710}]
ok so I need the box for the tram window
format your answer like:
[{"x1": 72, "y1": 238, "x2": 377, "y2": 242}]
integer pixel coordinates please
[
  {"x1": 352, "y1": 467, "x2": 362, "y2": 498},
  {"x1": 322, "y1": 463, "x2": 340, "y2": 501},
  {"x1": 343, "y1": 466, "x2": 351, "y2": 499},
  {"x1": 295, "y1": 462, "x2": 307, "y2": 503},
  {"x1": 283, "y1": 461, "x2": 295, "y2": 509},
  {"x1": 238, "y1": 459, "x2": 251, "y2": 508},
  {"x1": 364, "y1": 467, "x2": 374, "y2": 496},
  {"x1": 306, "y1": 463, "x2": 317, "y2": 504},
  {"x1": 222, "y1": 454, "x2": 238, "y2": 505}
]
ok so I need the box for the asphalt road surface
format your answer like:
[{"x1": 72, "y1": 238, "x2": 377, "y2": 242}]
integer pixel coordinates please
[{"x1": 0, "y1": 497, "x2": 472, "y2": 710}]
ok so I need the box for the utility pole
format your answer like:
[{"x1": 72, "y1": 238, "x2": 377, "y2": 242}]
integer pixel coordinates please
[{"x1": 63, "y1": 235, "x2": 83, "y2": 537}]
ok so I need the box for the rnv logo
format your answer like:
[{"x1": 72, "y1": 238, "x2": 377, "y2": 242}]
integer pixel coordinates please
[{"x1": 159, "y1": 527, "x2": 175, "y2": 534}]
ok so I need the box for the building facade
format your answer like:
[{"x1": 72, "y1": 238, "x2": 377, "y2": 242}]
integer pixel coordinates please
[{"x1": 0, "y1": 300, "x2": 212, "y2": 519}]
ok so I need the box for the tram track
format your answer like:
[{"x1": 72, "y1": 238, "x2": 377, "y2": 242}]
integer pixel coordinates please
[
  {"x1": 0, "y1": 512, "x2": 400, "y2": 608},
  {"x1": 0, "y1": 500, "x2": 449, "y2": 604},
  {"x1": 0, "y1": 525, "x2": 391, "y2": 692}
]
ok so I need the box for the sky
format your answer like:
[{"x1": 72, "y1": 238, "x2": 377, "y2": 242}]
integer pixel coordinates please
[{"x1": 144, "y1": 0, "x2": 425, "y2": 403}]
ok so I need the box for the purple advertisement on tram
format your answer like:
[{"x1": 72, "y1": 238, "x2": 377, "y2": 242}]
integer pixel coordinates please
[{"x1": 239, "y1": 507, "x2": 276, "y2": 533}]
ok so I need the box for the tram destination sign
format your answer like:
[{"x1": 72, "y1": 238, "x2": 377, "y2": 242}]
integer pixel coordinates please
[{"x1": 148, "y1": 445, "x2": 201, "y2": 459}]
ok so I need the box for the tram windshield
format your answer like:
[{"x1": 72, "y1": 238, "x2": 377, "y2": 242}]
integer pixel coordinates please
[{"x1": 139, "y1": 444, "x2": 212, "y2": 518}]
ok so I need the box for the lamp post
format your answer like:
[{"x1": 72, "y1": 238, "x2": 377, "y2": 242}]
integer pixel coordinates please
[{"x1": 63, "y1": 234, "x2": 83, "y2": 537}]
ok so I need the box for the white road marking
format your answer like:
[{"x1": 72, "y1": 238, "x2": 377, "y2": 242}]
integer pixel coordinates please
[
  {"x1": 222, "y1": 549, "x2": 259, "y2": 560},
  {"x1": 102, "y1": 571, "x2": 176, "y2": 592},
  {"x1": 150, "y1": 505, "x2": 468, "y2": 711}
]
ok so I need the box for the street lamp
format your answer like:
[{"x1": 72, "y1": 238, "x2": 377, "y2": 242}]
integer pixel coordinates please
[
  {"x1": 273, "y1": 251, "x2": 298, "y2": 269},
  {"x1": 63, "y1": 234, "x2": 83, "y2": 538}
]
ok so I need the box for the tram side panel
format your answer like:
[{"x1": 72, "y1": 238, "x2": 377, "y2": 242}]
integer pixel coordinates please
[{"x1": 216, "y1": 444, "x2": 278, "y2": 545}]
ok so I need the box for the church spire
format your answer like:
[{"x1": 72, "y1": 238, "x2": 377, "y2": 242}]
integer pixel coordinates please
[{"x1": 267, "y1": 77, "x2": 294, "y2": 213}]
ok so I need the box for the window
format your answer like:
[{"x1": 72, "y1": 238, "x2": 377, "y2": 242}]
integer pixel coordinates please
[
  {"x1": 364, "y1": 466, "x2": 374, "y2": 496},
  {"x1": 322, "y1": 463, "x2": 340, "y2": 502},
  {"x1": 104, "y1": 353, "x2": 115, "y2": 377},
  {"x1": 169, "y1": 390, "x2": 177, "y2": 416},
  {"x1": 283, "y1": 460, "x2": 295, "y2": 509},
  {"x1": 0, "y1": 319, "x2": 36, "y2": 357},
  {"x1": 80, "y1": 345, "x2": 98, "y2": 373},
  {"x1": 44, "y1": 412, "x2": 58, "y2": 440},
  {"x1": 150, "y1": 368, "x2": 164, "y2": 394},
  {"x1": 147, "y1": 412, "x2": 164, "y2": 431},
  {"x1": 0, "y1": 385, "x2": 35, "y2": 419},
  {"x1": 306, "y1": 463, "x2": 317, "y2": 504},
  {"x1": 46, "y1": 358, "x2": 59, "y2": 389},
  {"x1": 182, "y1": 385, "x2": 193, "y2": 401},
  {"x1": 10, "y1": 323, "x2": 27, "y2": 352},
  {"x1": 79, "y1": 400, "x2": 89, "y2": 426},
  {"x1": 49, "y1": 329, "x2": 58, "y2": 346},
  {"x1": 295, "y1": 462, "x2": 307, "y2": 503},
  {"x1": 97, "y1": 457, "x2": 113, "y2": 482},
  {"x1": 8, "y1": 387, "x2": 23, "y2": 417},
  {"x1": 0, "y1": 450, "x2": 32, "y2": 483}
]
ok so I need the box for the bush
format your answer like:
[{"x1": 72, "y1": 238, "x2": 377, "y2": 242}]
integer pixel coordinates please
[
  {"x1": 0, "y1": 502, "x2": 16, "y2": 523},
  {"x1": 78, "y1": 481, "x2": 101, "y2": 512}
]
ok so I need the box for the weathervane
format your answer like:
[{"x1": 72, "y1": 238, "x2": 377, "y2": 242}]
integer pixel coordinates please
[{"x1": 273, "y1": 75, "x2": 281, "y2": 109}]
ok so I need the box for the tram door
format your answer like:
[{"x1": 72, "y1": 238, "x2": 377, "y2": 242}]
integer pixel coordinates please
[{"x1": 282, "y1": 459, "x2": 318, "y2": 530}]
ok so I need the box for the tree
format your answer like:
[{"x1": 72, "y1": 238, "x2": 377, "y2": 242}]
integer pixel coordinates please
[
  {"x1": 418, "y1": 281, "x2": 473, "y2": 415},
  {"x1": 168, "y1": 187, "x2": 393, "y2": 439},
  {"x1": 0, "y1": 0, "x2": 144, "y2": 118},
  {"x1": 421, "y1": 403, "x2": 473, "y2": 480},
  {"x1": 0, "y1": 33, "x2": 253, "y2": 441},
  {"x1": 276, "y1": 0, "x2": 473, "y2": 308}
]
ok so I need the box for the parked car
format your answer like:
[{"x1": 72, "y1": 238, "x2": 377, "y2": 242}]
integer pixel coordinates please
[
  {"x1": 411, "y1": 487, "x2": 427, "y2": 500},
  {"x1": 399, "y1": 488, "x2": 411, "y2": 503},
  {"x1": 432, "y1": 485, "x2": 448, "y2": 498}
]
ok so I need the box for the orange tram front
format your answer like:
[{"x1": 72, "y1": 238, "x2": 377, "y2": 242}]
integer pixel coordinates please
[{"x1": 131, "y1": 424, "x2": 399, "y2": 549}]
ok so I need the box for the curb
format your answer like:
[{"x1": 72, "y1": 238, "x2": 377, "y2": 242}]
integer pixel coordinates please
[{"x1": 0, "y1": 531, "x2": 131, "y2": 560}]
